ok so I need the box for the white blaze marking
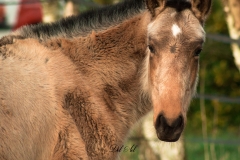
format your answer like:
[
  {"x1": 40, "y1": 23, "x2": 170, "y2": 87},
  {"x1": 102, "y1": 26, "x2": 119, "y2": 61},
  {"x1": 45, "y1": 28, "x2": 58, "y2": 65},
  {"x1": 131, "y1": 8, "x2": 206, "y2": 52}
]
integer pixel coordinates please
[{"x1": 172, "y1": 24, "x2": 182, "y2": 37}]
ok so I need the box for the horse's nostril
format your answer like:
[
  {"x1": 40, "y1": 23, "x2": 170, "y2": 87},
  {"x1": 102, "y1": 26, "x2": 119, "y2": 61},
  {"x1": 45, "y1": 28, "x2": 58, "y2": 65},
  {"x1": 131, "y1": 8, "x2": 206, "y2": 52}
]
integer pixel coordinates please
[
  {"x1": 155, "y1": 114, "x2": 184, "y2": 142},
  {"x1": 155, "y1": 114, "x2": 164, "y2": 129},
  {"x1": 172, "y1": 115, "x2": 183, "y2": 128},
  {"x1": 155, "y1": 114, "x2": 184, "y2": 129}
]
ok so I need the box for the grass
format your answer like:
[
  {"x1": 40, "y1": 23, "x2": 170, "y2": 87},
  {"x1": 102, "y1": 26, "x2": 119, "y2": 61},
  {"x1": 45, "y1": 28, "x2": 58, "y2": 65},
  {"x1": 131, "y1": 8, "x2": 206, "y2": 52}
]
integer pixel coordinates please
[{"x1": 185, "y1": 139, "x2": 240, "y2": 160}]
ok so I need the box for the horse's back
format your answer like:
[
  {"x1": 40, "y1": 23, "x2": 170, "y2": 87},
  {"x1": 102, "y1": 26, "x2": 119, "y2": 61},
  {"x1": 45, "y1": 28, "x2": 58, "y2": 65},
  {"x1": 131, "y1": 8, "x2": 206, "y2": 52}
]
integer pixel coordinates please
[{"x1": 0, "y1": 39, "x2": 88, "y2": 160}]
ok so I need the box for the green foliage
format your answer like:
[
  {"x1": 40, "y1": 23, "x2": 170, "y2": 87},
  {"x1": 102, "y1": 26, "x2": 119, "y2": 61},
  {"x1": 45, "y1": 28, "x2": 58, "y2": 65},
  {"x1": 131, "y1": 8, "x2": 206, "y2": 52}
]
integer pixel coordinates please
[
  {"x1": 184, "y1": 1, "x2": 240, "y2": 158},
  {"x1": 201, "y1": 39, "x2": 240, "y2": 95},
  {"x1": 185, "y1": 141, "x2": 240, "y2": 160},
  {"x1": 185, "y1": 0, "x2": 240, "y2": 135},
  {"x1": 94, "y1": 0, "x2": 116, "y2": 5},
  {"x1": 205, "y1": 0, "x2": 228, "y2": 34}
]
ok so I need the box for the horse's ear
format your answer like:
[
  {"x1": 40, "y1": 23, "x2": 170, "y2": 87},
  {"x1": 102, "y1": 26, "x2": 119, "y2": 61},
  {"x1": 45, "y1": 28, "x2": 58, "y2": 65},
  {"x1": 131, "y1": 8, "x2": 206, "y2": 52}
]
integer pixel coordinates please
[
  {"x1": 146, "y1": 0, "x2": 166, "y2": 16},
  {"x1": 191, "y1": 0, "x2": 212, "y2": 23}
]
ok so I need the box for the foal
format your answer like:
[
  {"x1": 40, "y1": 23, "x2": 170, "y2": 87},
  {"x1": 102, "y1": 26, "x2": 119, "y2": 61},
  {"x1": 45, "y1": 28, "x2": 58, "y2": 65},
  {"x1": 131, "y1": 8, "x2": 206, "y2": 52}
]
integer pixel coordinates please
[{"x1": 0, "y1": 0, "x2": 211, "y2": 159}]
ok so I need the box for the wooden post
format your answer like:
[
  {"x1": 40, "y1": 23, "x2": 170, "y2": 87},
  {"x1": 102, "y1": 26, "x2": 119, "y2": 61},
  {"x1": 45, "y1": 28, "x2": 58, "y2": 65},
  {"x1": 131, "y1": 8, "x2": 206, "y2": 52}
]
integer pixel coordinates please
[{"x1": 200, "y1": 64, "x2": 209, "y2": 160}]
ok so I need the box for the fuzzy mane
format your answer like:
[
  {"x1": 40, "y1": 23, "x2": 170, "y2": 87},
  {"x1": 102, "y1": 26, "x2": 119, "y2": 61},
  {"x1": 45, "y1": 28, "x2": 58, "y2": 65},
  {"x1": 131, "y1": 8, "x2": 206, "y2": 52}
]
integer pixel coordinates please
[
  {"x1": 166, "y1": 0, "x2": 191, "y2": 12},
  {"x1": 17, "y1": 0, "x2": 145, "y2": 40}
]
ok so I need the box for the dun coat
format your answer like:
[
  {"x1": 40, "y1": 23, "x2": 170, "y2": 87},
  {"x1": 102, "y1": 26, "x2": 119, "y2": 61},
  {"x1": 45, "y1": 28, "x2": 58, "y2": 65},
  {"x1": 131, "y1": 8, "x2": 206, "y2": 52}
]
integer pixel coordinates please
[{"x1": 0, "y1": 0, "x2": 211, "y2": 159}]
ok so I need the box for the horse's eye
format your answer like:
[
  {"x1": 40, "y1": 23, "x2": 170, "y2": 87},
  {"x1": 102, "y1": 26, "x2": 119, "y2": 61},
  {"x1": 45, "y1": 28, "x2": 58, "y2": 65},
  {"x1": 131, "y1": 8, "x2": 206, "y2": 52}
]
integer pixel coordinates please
[
  {"x1": 148, "y1": 45, "x2": 155, "y2": 54},
  {"x1": 194, "y1": 48, "x2": 202, "y2": 57}
]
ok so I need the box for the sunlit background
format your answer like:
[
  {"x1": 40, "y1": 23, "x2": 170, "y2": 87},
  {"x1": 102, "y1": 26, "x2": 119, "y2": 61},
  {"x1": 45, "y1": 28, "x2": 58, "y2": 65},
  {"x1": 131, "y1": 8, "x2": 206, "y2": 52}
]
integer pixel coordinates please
[{"x1": 1, "y1": 0, "x2": 240, "y2": 159}]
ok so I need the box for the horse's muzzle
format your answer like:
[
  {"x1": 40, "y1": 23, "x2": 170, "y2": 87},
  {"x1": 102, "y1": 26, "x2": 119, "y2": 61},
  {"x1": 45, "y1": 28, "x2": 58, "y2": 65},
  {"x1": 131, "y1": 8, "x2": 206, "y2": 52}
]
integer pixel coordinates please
[{"x1": 155, "y1": 114, "x2": 184, "y2": 142}]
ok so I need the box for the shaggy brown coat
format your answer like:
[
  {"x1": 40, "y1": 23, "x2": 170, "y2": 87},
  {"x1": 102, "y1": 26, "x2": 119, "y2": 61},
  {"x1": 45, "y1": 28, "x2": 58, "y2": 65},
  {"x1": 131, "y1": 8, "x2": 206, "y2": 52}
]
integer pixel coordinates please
[{"x1": 0, "y1": 0, "x2": 211, "y2": 159}]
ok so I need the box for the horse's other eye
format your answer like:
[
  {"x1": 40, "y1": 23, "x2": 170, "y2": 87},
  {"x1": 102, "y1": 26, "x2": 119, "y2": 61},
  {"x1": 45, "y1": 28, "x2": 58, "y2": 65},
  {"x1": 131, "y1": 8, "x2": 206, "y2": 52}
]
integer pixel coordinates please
[
  {"x1": 194, "y1": 48, "x2": 202, "y2": 57},
  {"x1": 148, "y1": 45, "x2": 155, "y2": 54}
]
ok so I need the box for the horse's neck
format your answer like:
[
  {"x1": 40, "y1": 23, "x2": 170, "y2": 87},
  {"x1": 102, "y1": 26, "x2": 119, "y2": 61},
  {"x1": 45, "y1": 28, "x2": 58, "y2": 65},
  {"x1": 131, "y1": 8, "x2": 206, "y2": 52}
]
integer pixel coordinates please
[
  {"x1": 48, "y1": 12, "x2": 152, "y2": 158},
  {"x1": 78, "y1": 11, "x2": 151, "y2": 118},
  {"x1": 59, "y1": 13, "x2": 150, "y2": 117}
]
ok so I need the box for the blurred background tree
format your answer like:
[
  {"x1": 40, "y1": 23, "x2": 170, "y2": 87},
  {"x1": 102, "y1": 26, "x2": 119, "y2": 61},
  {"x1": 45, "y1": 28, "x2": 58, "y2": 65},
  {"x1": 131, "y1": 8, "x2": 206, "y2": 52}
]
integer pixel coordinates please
[
  {"x1": 185, "y1": 0, "x2": 240, "y2": 160},
  {"x1": 63, "y1": 0, "x2": 79, "y2": 17},
  {"x1": 94, "y1": 0, "x2": 115, "y2": 5},
  {"x1": 222, "y1": 0, "x2": 240, "y2": 71},
  {"x1": 42, "y1": 0, "x2": 62, "y2": 23}
]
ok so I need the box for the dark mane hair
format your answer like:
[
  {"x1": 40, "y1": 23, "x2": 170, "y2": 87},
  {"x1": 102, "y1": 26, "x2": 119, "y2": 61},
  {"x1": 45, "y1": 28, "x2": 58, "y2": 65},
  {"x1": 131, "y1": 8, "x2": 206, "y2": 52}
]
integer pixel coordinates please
[
  {"x1": 18, "y1": 0, "x2": 145, "y2": 40},
  {"x1": 166, "y1": 0, "x2": 191, "y2": 12}
]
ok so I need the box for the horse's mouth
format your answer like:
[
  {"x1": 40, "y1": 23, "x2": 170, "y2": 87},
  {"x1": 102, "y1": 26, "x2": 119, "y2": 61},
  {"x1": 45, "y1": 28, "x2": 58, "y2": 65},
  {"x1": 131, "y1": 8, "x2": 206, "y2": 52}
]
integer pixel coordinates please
[{"x1": 156, "y1": 130, "x2": 183, "y2": 142}]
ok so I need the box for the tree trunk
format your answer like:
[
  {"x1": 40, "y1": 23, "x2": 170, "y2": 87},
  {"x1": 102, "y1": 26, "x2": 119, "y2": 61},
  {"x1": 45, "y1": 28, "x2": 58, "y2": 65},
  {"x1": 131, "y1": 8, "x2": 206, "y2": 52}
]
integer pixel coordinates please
[
  {"x1": 63, "y1": 0, "x2": 79, "y2": 18},
  {"x1": 222, "y1": 0, "x2": 240, "y2": 71},
  {"x1": 42, "y1": 0, "x2": 80, "y2": 23},
  {"x1": 42, "y1": 0, "x2": 62, "y2": 23}
]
